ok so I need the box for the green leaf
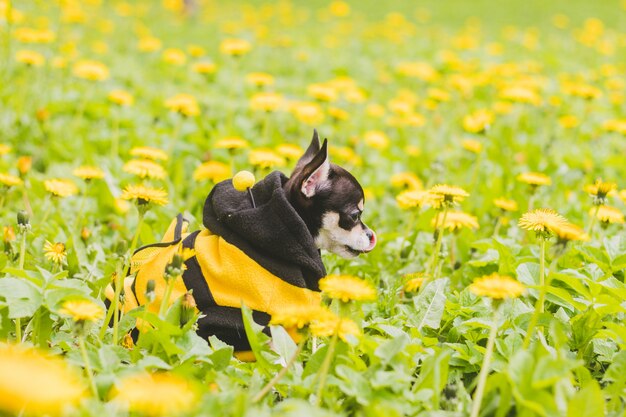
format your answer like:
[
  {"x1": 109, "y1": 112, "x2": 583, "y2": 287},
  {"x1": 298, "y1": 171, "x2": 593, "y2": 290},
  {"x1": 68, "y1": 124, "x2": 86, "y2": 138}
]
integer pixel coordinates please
[
  {"x1": 240, "y1": 303, "x2": 273, "y2": 374},
  {"x1": 566, "y1": 379, "x2": 604, "y2": 417},
  {"x1": 0, "y1": 277, "x2": 43, "y2": 318},
  {"x1": 270, "y1": 325, "x2": 297, "y2": 365},
  {"x1": 374, "y1": 333, "x2": 409, "y2": 365},
  {"x1": 412, "y1": 278, "x2": 448, "y2": 331}
]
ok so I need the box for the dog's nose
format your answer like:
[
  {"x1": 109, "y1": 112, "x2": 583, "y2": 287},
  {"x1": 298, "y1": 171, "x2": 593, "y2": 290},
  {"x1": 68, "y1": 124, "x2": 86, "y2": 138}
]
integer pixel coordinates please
[{"x1": 364, "y1": 229, "x2": 376, "y2": 252}]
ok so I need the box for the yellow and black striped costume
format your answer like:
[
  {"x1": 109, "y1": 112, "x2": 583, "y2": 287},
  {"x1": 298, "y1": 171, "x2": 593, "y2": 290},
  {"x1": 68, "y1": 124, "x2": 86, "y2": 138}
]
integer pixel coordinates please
[{"x1": 117, "y1": 172, "x2": 326, "y2": 351}]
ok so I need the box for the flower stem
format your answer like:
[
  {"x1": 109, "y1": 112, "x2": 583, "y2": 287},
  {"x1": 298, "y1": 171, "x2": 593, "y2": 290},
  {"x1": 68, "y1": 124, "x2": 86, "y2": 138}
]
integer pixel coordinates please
[
  {"x1": 18, "y1": 230, "x2": 27, "y2": 269},
  {"x1": 430, "y1": 206, "x2": 448, "y2": 279},
  {"x1": 111, "y1": 267, "x2": 123, "y2": 344},
  {"x1": 158, "y1": 277, "x2": 176, "y2": 318},
  {"x1": 15, "y1": 318, "x2": 21, "y2": 342},
  {"x1": 315, "y1": 324, "x2": 340, "y2": 406},
  {"x1": 78, "y1": 335, "x2": 98, "y2": 397},
  {"x1": 252, "y1": 336, "x2": 307, "y2": 403},
  {"x1": 587, "y1": 204, "x2": 600, "y2": 236},
  {"x1": 523, "y1": 238, "x2": 547, "y2": 348},
  {"x1": 470, "y1": 307, "x2": 499, "y2": 417}
]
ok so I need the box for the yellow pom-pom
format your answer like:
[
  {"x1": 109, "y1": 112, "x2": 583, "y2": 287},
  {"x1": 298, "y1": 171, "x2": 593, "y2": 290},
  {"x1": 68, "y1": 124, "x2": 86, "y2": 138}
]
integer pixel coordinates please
[{"x1": 232, "y1": 171, "x2": 255, "y2": 191}]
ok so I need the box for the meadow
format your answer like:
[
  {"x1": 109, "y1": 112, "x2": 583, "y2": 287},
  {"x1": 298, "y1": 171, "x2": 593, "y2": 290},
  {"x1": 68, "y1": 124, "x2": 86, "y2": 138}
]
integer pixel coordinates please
[{"x1": 1, "y1": 0, "x2": 625, "y2": 416}]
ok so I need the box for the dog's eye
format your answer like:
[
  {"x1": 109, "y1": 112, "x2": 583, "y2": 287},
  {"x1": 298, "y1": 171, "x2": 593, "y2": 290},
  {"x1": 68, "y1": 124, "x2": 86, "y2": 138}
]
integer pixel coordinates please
[{"x1": 349, "y1": 211, "x2": 361, "y2": 222}]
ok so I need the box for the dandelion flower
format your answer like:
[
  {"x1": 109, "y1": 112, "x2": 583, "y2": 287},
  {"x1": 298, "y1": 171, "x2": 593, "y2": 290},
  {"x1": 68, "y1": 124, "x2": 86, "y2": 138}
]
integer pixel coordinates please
[
  {"x1": 517, "y1": 172, "x2": 551, "y2": 186},
  {"x1": 108, "y1": 90, "x2": 134, "y2": 106},
  {"x1": 462, "y1": 109, "x2": 494, "y2": 133},
  {"x1": 469, "y1": 273, "x2": 525, "y2": 299},
  {"x1": 403, "y1": 272, "x2": 427, "y2": 293},
  {"x1": 319, "y1": 274, "x2": 376, "y2": 303},
  {"x1": 112, "y1": 373, "x2": 197, "y2": 417},
  {"x1": 276, "y1": 144, "x2": 303, "y2": 160},
  {"x1": 250, "y1": 92, "x2": 283, "y2": 112},
  {"x1": 493, "y1": 197, "x2": 518, "y2": 212},
  {"x1": 219, "y1": 38, "x2": 252, "y2": 56},
  {"x1": 0, "y1": 173, "x2": 22, "y2": 187},
  {"x1": 248, "y1": 149, "x2": 285, "y2": 169},
  {"x1": 72, "y1": 60, "x2": 109, "y2": 81},
  {"x1": 214, "y1": 137, "x2": 249, "y2": 150},
  {"x1": 391, "y1": 172, "x2": 423, "y2": 191},
  {"x1": 192, "y1": 61, "x2": 217, "y2": 75},
  {"x1": 72, "y1": 166, "x2": 105, "y2": 181},
  {"x1": 428, "y1": 184, "x2": 469, "y2": 205},
  {"x1": 121, "y1": 184, "x2": 168, "y2": 206},
  {"x1": 0, "y1": 345, "x2": 86, "y2": 416},
  {"x1": 593, "y1": 206, "x2": 624, "y2": 224},
  {"x1": 59, "y1": 300, "x2": 104, "y2": 323},
  {"x1": 309, "y1": 313, "x2": 360, "y2": 342},
  {"x1": 363, "y1": 130, "x2": 390, "y2": 150},
  {"x1": 461, "y1": 139, "x2": 482, "y2": 154},
  {"x1": 44, "y1": 179, "x2": 78, "y2": 197},
  {"x1": 396, "y1": 190, "x2": 433, "y2": 210},
  {"x1": 552, "y1": 222, "x2": 590, "y2": 242},
  {"x1": 192, "y1": 161, "x2": 231, "y2": 183},
  {"x1": 270, "y1": 305, "x2": 329, "y2": 330},
  {"x1": 15, "y1": 49, "x2": 45, "y2": 66},
  {"x1": 584, "y1": 179, "x2": 617, "y2": 202},
  {"x1": 246, "y1": 72, "x2": 274, "y2": 87},
  {"x1": 432, "y1": 211, "x2": 479, "y2": 231},
  {"x1": 44, "y1": 241, "x2": 67, "y2": 265},
  {"x1": 0, "y1": 144, "x2": 11, "y2": 155},
  {"x1": 164, "y1": 94, "x2": 200, "y2": 117},
  {"x1": 130, "y1": 146, "x2": 168, "y2": 161},
  {"x1": 123, "y1": 159, "x2": 167, "y2": 180},
  {"x1": 518, "y1": 208, "x2": 568, "y2": 235}
]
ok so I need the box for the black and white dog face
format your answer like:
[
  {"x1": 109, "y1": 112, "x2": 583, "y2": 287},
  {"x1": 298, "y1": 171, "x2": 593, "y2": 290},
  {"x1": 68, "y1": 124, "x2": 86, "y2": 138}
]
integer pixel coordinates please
[{"x1": 284, "y1": 131, "x2": 377, "y2": 258}]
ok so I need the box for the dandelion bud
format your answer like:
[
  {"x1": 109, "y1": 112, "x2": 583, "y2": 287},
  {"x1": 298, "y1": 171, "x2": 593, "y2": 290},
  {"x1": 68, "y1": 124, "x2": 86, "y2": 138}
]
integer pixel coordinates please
[
  {"x1": 17, "y1": 210, "x2": 29, "y2": 227},
  {"x1": 3, "y1": 226, "x2": 16, "y2": 243},
  {"x1": 122, "y1": 333, "x2": 135, "y2": 349},
  {"x1": 180, "y1": 290, "x2": 197, "y2": 327},
  {"x1": 114, "y1": 239, "x2": 128, "y2": 256},
  {"x1": 81, "y1": 227, "x2": 91, "y2": 242},
  {"x1": 17, "y1": 156, "x2": 32, "y2": 176},
  {"x1": 232, "y1": 170, "x2": 255, "y2": 192},
  {"x1": 165, "y1": 253, "x2": 184, "y2": 281},
  {"x1": 146, "y1": 279, "x2": 156, "y2": 303}
]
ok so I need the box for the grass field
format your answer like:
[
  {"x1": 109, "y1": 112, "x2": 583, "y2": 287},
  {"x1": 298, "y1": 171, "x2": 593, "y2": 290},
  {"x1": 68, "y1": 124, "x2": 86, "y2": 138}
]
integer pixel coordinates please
[{"x1": 1, "y1": 0, "x2": 625, "y2": 416}]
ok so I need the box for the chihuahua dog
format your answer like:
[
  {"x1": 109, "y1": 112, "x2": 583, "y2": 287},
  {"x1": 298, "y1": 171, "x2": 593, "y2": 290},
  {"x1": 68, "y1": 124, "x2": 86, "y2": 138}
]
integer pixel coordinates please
[{"x1": 118, "y1": 130, "x2": 376, "y2": 352}]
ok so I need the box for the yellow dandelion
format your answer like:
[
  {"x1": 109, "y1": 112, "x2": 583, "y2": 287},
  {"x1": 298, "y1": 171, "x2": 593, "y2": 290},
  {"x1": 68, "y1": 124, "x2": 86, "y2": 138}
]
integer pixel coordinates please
[
  {"x1": 59, "y1": 300, "x2": 104, "y2": 322},
  {"x1": 248, "y1": 149, "x2": 285, "y2": 170},
  {"x1": 462, "y1": 109, "x2": 494, "y2": 133},
  {"x1": 162, "y1": 48, "x2": 186, "y2": 65},
  {"x1": 112, "y1": 373, "x2": 197, "y2": 417},
  {"x1": 290, "y1": 102, "x2": 324, "y2": 125},
  {"x1": 428, "y1": 184, "x2": 469, "y2": 205},
  {"x1": 432, "y1": 211, "x2": 479, "y2": 231},
  {"x1": 396, "y1": 189, "x2": 433, "y2": 210},
  {"x1": 138, "y1": 36, "x2": 162, "y2": 52},
  {"x1": 552, "y1": 222, "x2": 590, "y2": 242},
  {"x1": 275, "y1": 144, "x2": 303, "y2": 160},
  {"x1": 123, "y1": 159, "x2": 167, "y2": 180},
  {"x1": 17, "y1": 156, "x2": 32, "y2": 175},
  {"x1": 192, "y1": 161, "x2": 231, "y2": 183},
  {"x1": 121, "y1": 184, "x2": 168, "y2": 206},
  {"x1": 0, "y1": 144, "x2": 11, "y2": 155},
  {"x1": 15, "y1": 49, "x2": 45, "y2": 66},
  {"x1": 250, "y1": 92, "x2": 283, "y2": 112},
  {"x1": 403, "y1": 272, "x2": 427, "y2": 293},
  {"x1": 391, "y1": 172, "x2": 423, "y2": 191},
  {"x1": 0, "y1": 173, "x2": 22, "y2": 187},
  {"x1": 219, "y1": 38, "x2": 252, "y2": 56},
  {"x1": 214, "y1": 137, "x2": 249, "y2": 150},
  {"x1": 309, "y1": 313, "x2": 360, "y2": 342},
  {"x1": 493, "y1": 197, "x2": 518, "y2": 212},
  {"x1": 270, "y1": 305, "x2": 330, "y2": 330},
  {"x1": 164, "y1": 94, "x2": 200, "y2": 117},
  {"x1": 363, "y1": 130, "x2": 390, "y2": 150},
  {"x1": 319, "y1": 274, "x2": 376, "y2": 303},
  {"x1": 44, "y1": 179, "x2": 79, "y2": 197},
  {"x1": 129, "y1": 146, "x2": 168, "y2": 161},
  {"x1": 307, "y1": 83, "x2": 338, "y2": 102},
  {"x1": 43, "y1": 241, "x2": 67, "y2": 265},
  {"x1": 461, "y1": 139, "x2": 482, "y2": 154},
  {"x1": 328, "y1": 107, "x2": 350, "y2": 121},
  {"x1": 246, "y1": 72, "x2": 274, "y2": 87},
  {"x1": 593, "y1": 206, "x2": 624, "y2": 224},
  {"x1": 0, "y1": 345, "x2": 87, "y2": 416},
  {"x1": 72, "y1": 60, "x2": 109, "y2": 81},
  {"x1": 108, "y1": 90, "x2": 134, "y2": 106},
  {"x1": 469, "y1": 273, "x2": 525, "y2": 299},
  {"x1": 584, "y1": 179, "x2": 617, "y2": 200},
  {"x1": 72, "y1": 166, "x2": 105, "y2": 181},
  {"x1": 518, "y1": 208, "x2": 568, "y2": 235},
  {"x1": 192, "y1": 61, "x2": 217, "y2": 75},
  {"x1": 517, "y1": 171, "x2": 552, "y2": 186}
]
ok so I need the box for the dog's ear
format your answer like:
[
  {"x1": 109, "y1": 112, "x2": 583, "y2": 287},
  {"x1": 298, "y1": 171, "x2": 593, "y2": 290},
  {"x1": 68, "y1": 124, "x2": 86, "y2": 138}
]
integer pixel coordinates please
[
  {"x1": 300, "y1": 138, "x2": 329, "y2": 198},
  {"x1": 294, "y1": 130, "x2": 321, "y2": 172}
]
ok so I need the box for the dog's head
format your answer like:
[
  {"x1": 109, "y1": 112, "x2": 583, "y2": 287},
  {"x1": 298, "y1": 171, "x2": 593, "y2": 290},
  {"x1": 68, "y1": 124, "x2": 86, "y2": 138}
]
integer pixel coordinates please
[{"x1": 284, "y1": 130, "x2": 376, "y2": 258}]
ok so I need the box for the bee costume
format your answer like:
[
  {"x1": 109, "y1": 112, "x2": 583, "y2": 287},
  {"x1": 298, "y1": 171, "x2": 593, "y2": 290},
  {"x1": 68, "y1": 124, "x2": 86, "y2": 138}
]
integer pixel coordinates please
[{"x1": 118, "y1": 171, "x2": 326, "y2": 351}]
